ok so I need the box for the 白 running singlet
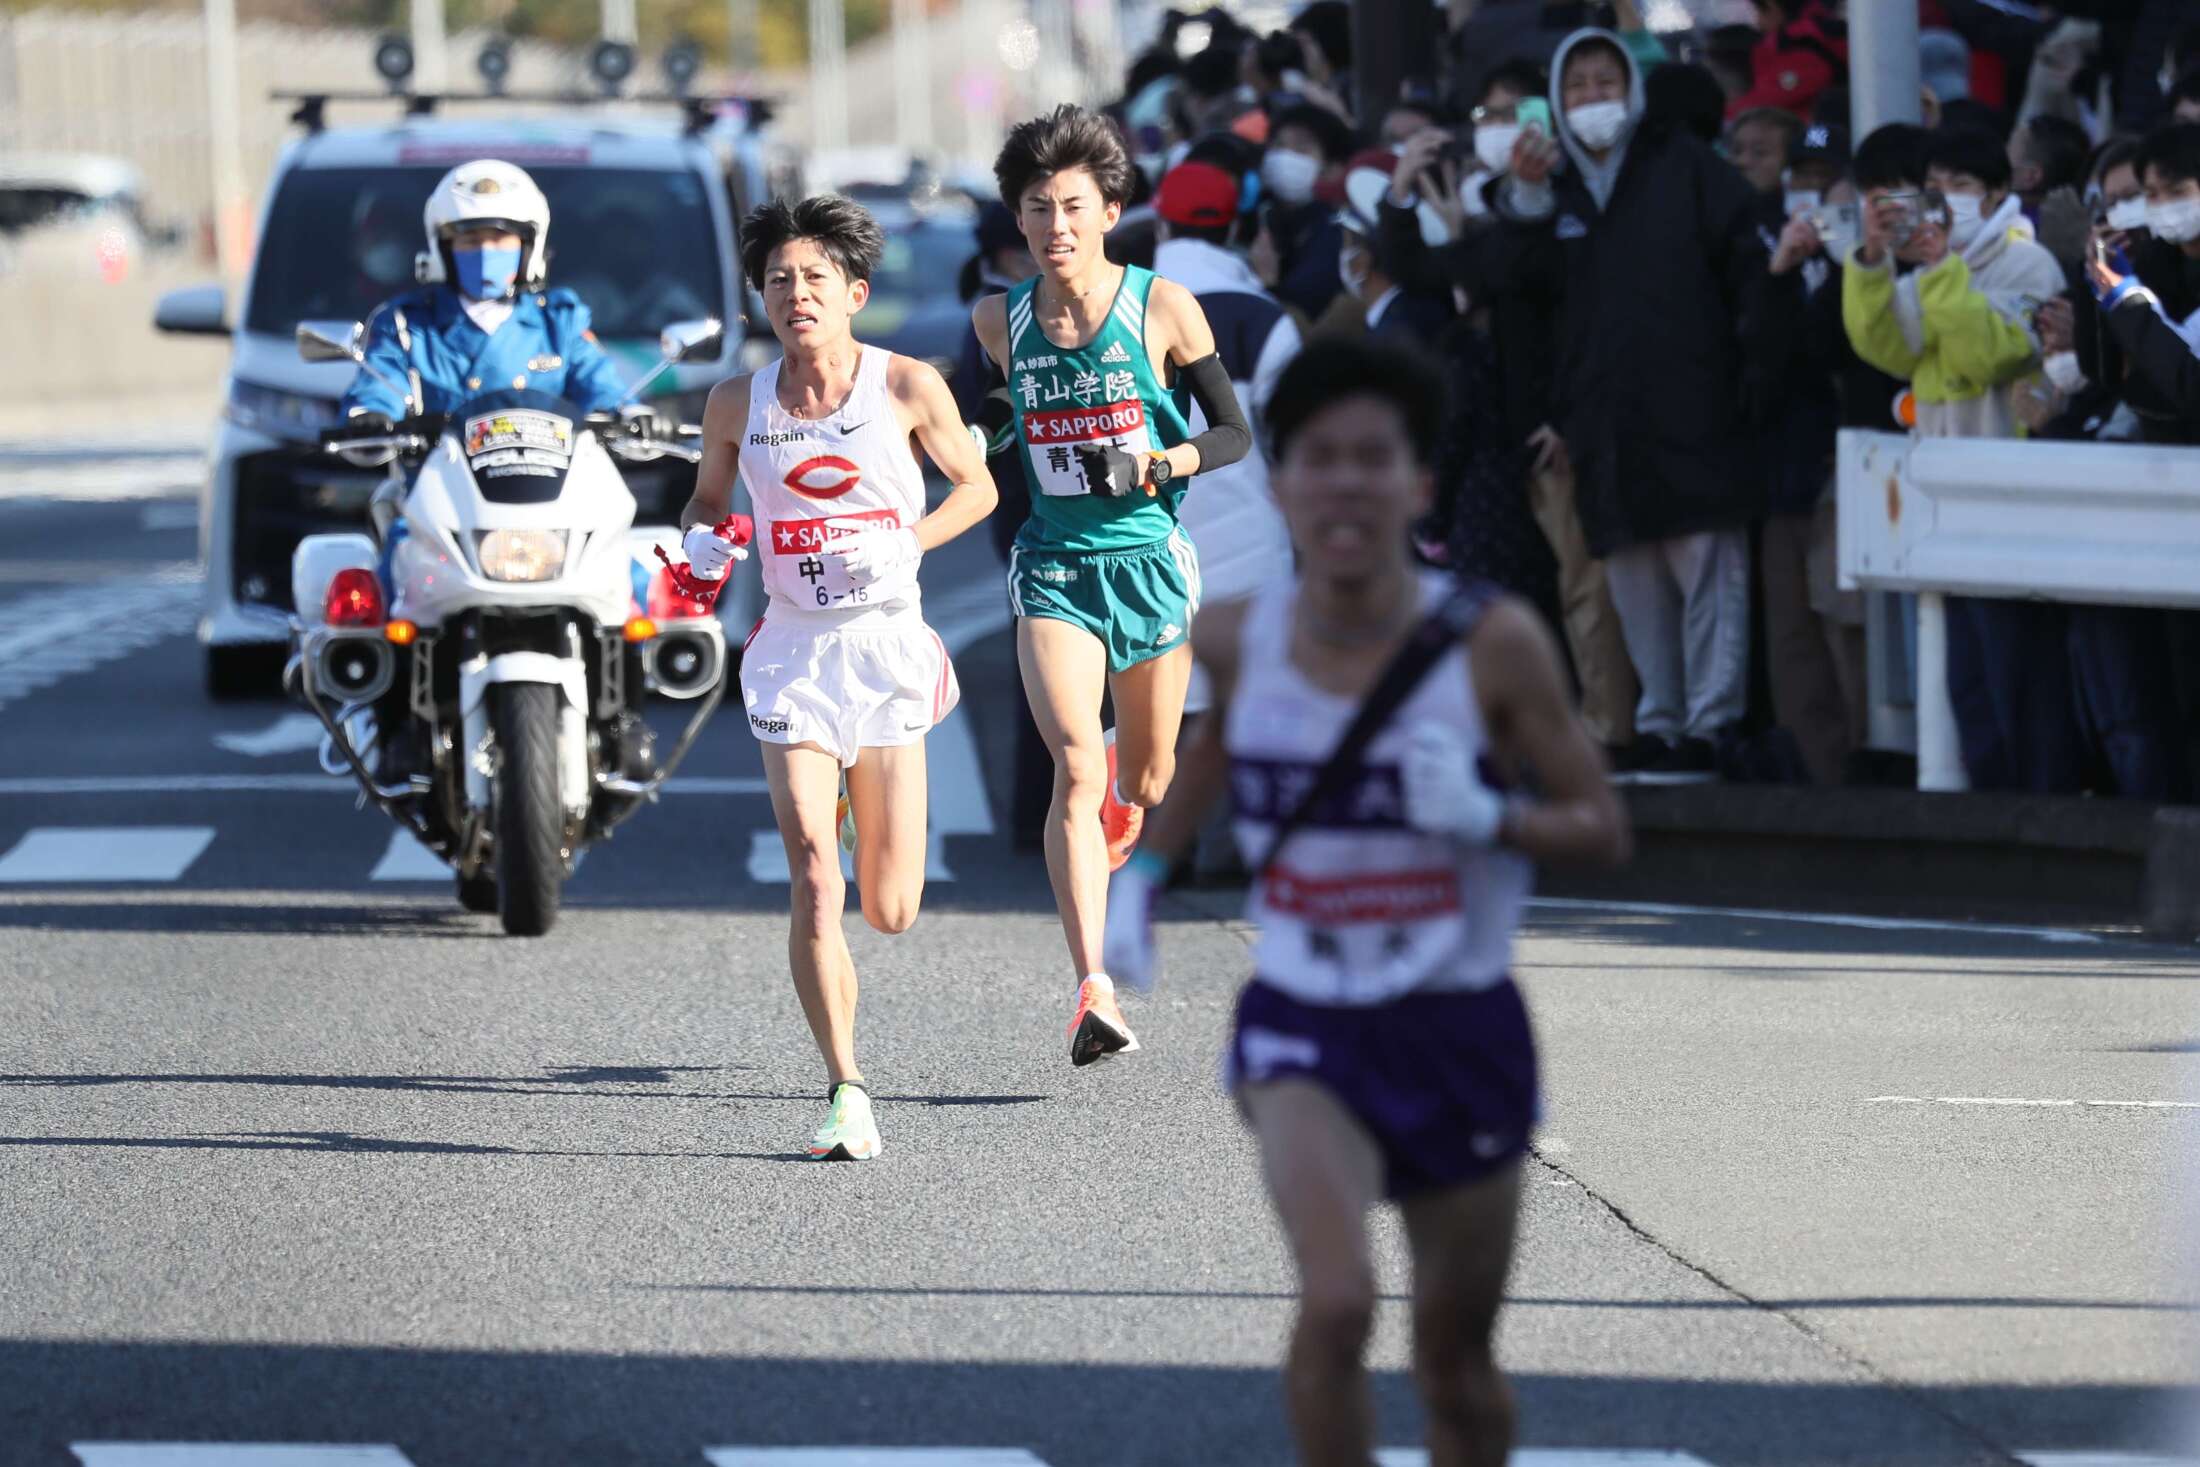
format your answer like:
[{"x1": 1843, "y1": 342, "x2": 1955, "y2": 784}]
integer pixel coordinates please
[
  {"x1": 1004, "y1": 264, "x2": 1192, "y2": 554},
  {"x1": 1225, "y1": 573, "x2": 1532, "y2": 1006},
  {"x1": 739, "y1": 349, "x2": 926, "y2": 628}
]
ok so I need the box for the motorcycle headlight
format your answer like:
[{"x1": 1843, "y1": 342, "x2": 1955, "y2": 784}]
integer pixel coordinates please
[
  {"x1": 477, "y1": 528, "x2": 568, "y2": 582},
  {"x1": 225, "y1": 378, "x2": 342, "y2": 439}
]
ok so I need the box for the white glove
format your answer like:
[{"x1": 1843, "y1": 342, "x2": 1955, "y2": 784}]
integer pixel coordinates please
[
  {"x1": 1102, "y1": 849, "x2": 1166, "y2": 995},
  {"x1": 836, "y1": 526, "x2": 920, "y2": 587},
  {"x1": 1399, "y1": 721, "x2": 1507, "y2": 846},
  {"x1": 681, "y1": 524, "x2": 748, "y2": 581}
]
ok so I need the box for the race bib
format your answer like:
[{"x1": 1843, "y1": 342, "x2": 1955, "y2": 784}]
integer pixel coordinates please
[
  {"x1": 1022, "y1": 399, "x2": 1152, "y2": 498},
  {"x1": 768, "y1": 508, "x2": 902, "y2": 611}
]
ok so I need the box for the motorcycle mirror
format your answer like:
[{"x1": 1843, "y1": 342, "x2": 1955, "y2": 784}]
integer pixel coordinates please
[
  {"x1": 297, "y1": 320, "x2": 365, "y2": 364},
  {"x1": 659, "y1": 318, "x2": 724, "y2": 364}
]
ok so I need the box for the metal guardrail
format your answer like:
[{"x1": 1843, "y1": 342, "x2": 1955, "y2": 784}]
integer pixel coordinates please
[{"x1": 1836, "y1": 428, "x2": 2200, "y2": 790}]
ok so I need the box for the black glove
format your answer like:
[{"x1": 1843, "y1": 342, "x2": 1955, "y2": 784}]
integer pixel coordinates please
[{"x1": 1074, "y1": 441, "x2": 1146, "y2": 498}]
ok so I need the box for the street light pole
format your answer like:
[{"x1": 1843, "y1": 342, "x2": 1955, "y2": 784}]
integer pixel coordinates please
[
  {"x1": 726, "y1": 0, "x2": 760, "y2": 75},
  {"x1": 809, "y1": 0, "x2": 848, "y2": 159},
  {"x1": 412, "y1": 0, "x2": 448, "y2": 94},
  {"x1": 602, "y1": 0, "x2": 638, "y2": 45},
  {"x1": 892, "y1": 0, "x2": 933, "y2": 161},
  {"x1": 201, "y1": 0, "x2": 248, "y2": 284}
]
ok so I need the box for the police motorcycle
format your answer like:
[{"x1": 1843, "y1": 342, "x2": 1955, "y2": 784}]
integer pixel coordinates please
[{"x1": 285, "y1": 316, "x2": 738, "y2": 936}]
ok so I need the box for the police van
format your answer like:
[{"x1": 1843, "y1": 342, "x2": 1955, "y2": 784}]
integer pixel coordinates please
[{"x1": 155, "y1": 99, "x2": 775, "y2": 696}]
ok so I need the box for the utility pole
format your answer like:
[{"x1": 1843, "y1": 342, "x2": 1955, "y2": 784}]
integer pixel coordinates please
[
  {"x1": 412, "y1": 0, "x2": 447, "y2": 93},
  {"x1": 892, "y1": 0, "x2": 933, "y2": 160},
  {"x1": 809, "y1": 0, "x2": 848, "y2": 159},
  {"x1": 202, "y1": 0, "x2": 248, "y2": 283},
  {"x1": 726, "y1": 0, "x2": 761, "y2": 75}
]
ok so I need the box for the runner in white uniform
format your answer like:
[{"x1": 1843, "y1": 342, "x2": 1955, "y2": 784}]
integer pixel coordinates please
[
  {"x1": 679, "y1": 195, "x2": 997, "y2": 1162},
  {"x1": 1098, "y1": 338, "x2": 1629, "y2": 1466}
]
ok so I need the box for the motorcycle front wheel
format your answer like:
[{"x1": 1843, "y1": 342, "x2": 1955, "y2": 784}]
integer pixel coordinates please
[{"x1": 491, "y1": 682, "x2": 564, "y2": 937}]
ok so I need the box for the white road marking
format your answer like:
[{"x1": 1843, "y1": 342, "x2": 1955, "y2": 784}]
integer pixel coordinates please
[
  {"x1": 0, "y1": 452, "x2": 204, "y2": 502},
  {"x1": 1528, "y1": 895, "x2": 2103, "y2": 945},
  {"x1": 0, "y1": 826, "x2": 215, "y2": 883},
  {"x1": 73, "y1": 1449, "x2": 412, "y2": 1467},
  {"x1": 706, "y1": 1453, "x2": 1050, "y2": 1467},
  {"x1": 1866, "y1": 1096, "x2": 2200, "y2": 1112},
  {"x1": 0, "y1": 572, "x2": 199, "y2": 714},
  {"x1": 214, "y1": 714, "x2": 326, "y2": 758},
  {"x1": 1378, "y1": 1453, "x2": 1716, "y2": 1466},
  {"x1": 369, "y1": 832, "x2": 449, "y2": 882}
]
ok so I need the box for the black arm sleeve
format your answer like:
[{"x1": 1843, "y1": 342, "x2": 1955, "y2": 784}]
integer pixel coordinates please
[{"x1": 1179, "y1": 352, "x2": 1252, "y2": 473}]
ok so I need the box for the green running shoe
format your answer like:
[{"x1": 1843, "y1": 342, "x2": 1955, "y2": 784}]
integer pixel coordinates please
[{"x1": 808, "y1": 1080, "x2": 881, "y2": 1161}]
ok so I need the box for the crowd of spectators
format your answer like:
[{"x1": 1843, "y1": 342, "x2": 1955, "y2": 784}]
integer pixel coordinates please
[{"x1": 956, "y1": 0, "x2": 2200, "y2": 800}]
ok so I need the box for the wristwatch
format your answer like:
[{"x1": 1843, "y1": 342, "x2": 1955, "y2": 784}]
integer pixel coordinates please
[{"x1": 1146, "y1": 451, "x2": 1173, "y2": 489}]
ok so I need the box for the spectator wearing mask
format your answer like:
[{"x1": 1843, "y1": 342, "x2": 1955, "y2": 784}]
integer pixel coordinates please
[
  {"x1": 1758, "y1": 127, "x2": 1869, "y2": 784},
  {"x1": 1729, "y1": 0, "x2": 1849, "y2": 121},
  {"x1": 1256, "y1": 103, "x2": 1356, "y2": 323},
  {"x1": 1447, "y1": 0, "x2": 1669, "y2": 116},
  {"x1": 1338, "y1": 150, "x2": 1457, "y2": 349},
  {"x1": 1844, "y1": 124, "x2": 2080, "y2": 793},
  {"x1": 2087, "y1": 121, "x2": 2200, "y2": 791},
  {"x1": 1496, "y1": 28, "x2": 1774, "y2": 780}
]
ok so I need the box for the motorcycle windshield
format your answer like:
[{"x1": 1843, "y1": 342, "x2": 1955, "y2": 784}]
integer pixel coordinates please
[{"x1": 456, "y1": 388, "x2": 584, "y2": 505}]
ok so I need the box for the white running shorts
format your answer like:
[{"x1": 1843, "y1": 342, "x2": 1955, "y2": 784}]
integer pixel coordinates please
[{"x1": 738, "y1": 614, "x2": 960, "y2": 766}]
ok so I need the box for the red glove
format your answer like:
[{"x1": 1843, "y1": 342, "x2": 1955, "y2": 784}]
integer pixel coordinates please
[{"x1": 653, "y1": 515, "x2": 753, "y2": 610}]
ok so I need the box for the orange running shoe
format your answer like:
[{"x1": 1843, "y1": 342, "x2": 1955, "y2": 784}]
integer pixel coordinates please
[
  {"x1": 1067, "y1": 977, "x2": 1140, "y2": 1067},
  {"x1": 1100, "y1": 727, "x2": 1143, "y2": 872}
]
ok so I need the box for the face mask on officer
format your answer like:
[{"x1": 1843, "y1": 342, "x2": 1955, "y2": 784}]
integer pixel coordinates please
[{"x1": 451, "y1": 227, "x2": 524, "y2": 299}]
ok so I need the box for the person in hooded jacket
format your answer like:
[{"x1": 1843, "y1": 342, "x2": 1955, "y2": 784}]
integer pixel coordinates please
[
  {"x1": 1494, "y1": 28, "x2": 1775, "y2": 780},
  {"x1": 1844, "y1": 124, "x2": 2082, "y2": 793}
]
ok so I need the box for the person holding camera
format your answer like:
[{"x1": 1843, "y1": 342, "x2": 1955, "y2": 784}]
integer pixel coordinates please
[{"x1": 1842, "y1": 124, "x2": 2079, "y2": 794}]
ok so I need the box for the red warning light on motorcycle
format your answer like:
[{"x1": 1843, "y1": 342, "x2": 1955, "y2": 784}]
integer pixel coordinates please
[{"x1": 783, "y1": 455, "x2": 862, "y2": 500}]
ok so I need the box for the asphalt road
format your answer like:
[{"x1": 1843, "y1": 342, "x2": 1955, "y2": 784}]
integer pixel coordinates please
[{"x1": 0, "y1": 435, "x2": 2195, "y2": 1467}]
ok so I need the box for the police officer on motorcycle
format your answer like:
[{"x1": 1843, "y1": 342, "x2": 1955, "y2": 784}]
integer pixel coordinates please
[
  {"x1": 337, "y1": 158, "x2": 640, "y2": 783},
  {"x1": 342, "y1": 157, "x2": 631, "y2": 428}
]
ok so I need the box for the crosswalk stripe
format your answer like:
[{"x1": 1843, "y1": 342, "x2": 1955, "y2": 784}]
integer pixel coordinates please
[
  {"x1": 705, "y1": 1453, "x2": 1050, "y2": 1466},
  {"x1": 0, "y1": 826, "x2": 215, "y2": 883},
  {"x1": 0, "y1": 573, "x2": 199, "y2": 714},
  {"x1": 72, "y1": 1448, "x2": 412, "y2": 1466}
]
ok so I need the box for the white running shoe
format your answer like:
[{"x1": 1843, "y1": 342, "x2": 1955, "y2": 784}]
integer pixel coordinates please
[{"x1": 808, "y1": 1080, "x2": 881, "y2": 1161}]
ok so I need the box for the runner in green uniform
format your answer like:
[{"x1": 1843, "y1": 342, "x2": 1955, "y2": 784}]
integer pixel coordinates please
[{"x1": 973, "y1": 105, "x2": 1253, "y2": 1067}]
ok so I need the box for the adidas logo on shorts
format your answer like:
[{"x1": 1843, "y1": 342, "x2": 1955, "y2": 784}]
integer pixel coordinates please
[{"x1": 1099, "y1": 341, "x2": 1133, "y2": 364}]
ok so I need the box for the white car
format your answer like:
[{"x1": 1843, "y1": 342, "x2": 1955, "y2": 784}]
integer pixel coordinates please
[{"x1": 155, "y1": 107, "x2": 763, "y2": 697}]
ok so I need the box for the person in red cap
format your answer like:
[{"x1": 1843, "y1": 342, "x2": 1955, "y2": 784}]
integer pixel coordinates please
[{"x1": 1149, "y1": 156, "x2": 1301, "y2": 819}]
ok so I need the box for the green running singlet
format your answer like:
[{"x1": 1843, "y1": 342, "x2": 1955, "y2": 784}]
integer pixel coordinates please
[{"x1": 1004, "y1": 264, "x2": 1193, "y2": 555}]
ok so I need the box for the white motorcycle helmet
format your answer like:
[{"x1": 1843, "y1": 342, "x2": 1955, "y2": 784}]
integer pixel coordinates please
[{"x1": 414, "y1": 158, "x2": 552, "y2": 300}]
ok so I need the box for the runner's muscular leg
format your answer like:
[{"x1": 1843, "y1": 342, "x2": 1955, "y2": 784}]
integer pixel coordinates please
[
  {"x1": 1242, "y1": 1079, "x2": 1388, "y2": 1467},
  {"x1": 1107, "y1": 641, "x2": 1193, "y2": 808},
  {"x1": 1399, "y1": 1163, "x2": 1524, "y2": 1467},
  {"x1": 845, "y1": 741, "x2": 927, "y2": 935},
  {"x1": 1016, "y1": 614, "x2": 1109, "y2": 976},
  {"x1": 761, "y1": 740, "x2": 861, "y2": 1084}
]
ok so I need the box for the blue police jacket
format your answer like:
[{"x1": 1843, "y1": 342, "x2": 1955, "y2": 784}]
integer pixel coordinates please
[{"x1": 339, "y1": 286, "x2": 631, "y2": 421}]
